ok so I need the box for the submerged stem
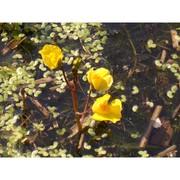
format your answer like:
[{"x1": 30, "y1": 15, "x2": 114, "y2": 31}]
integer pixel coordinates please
[{"x1": 124, "y1": 27, "x2": 138, "y2": 79}]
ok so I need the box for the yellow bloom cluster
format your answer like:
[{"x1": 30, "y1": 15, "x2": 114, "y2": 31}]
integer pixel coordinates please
[
  {"x1": 91, "y1": 94, "x2": 122, "y2": 123},
  {"x1": 39, "y1": 44, "x2": 63, "y2": 70},
  {"x1": 39, "y1": 44, "x2": 123, "y2": 124},
  {"x1": 87, "y1": 67, "x2": 122, "y2": 123}
]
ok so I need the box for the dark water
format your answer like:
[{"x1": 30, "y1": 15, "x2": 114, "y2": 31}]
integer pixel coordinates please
[{"x1": 0, "y1": 23, "x2": 179, "y2": 157}]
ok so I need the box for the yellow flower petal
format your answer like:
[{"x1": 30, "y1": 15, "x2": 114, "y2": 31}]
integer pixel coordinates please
[
  {"x1": 87, "y1": 69, "x2": 94, "y2": 84},
  {"x1": 91, "y1": 94, "x2": 122, "y2": 123},
  {"x1": 87, "y1": 68, "x2": 113, "y2": 91},
  {"x1": 39, "y1": 44, "x2": 63, "y2": 70},
  {"x1": 92, "y1": 94, "x2": 110, "y2": 114}
]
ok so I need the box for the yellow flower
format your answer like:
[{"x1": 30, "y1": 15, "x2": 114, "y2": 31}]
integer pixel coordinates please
[
  {"x1": 39, "y1": 44, "x2": 63, "y2": 70},
  {"x1": 87, "y1": 68, "x2": 113, "y2": 91},
  {"x1": 91, "y1": 94, "x2": 122, "y2": 123}
]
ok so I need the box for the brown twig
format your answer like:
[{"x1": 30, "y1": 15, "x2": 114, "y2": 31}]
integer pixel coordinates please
[
  {"x1": 77, "y1": 133, "x2": 85, "y2": 150},
  {"x1": 27, "y1": 96, "x2": 50, "y2": 117},
  {"x1": 35, "y1": 77, "x2": 54, "y2": 85},
  {"x1": 1, "y1": 36, "x2": 27, "y2": 55},
  {"x1": 160, "y1": 49, "x2": 167, "y2": 63},
  {"x1": 172, "y1": 104, "x2": 180, "y2": 119},
  {"x1": 171, "y1": 30, "x2": 180, "y2": 51},
  {"x1": 157, "y1": 145, "x2": 177, "y2": 157},
  {"x1": 139, "y1": 105, "x2": 163, "y2": 148},
  {"x1": 49, "y1": 85, "x2": 60, "y2": 91}
]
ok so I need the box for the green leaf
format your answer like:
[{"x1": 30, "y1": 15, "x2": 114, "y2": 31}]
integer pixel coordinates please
[
  {"x1": 131, "y1": 132, "x2": 141, "y2": 139},
  {"x1": 88, "y1": 128, "x2": 96, "y2": 136},
  {"x1": 167, "y1": 91, "x2": 173, "y2": 98},
  {"x1": 101, "y1": 36, "x2": 107, "y2": 44},
  {"x1": 147, "y1": 39, "x2": 156, "y2": 48},
  {"x1": 132, "y1": 105, "x2": 138, "y2": 112},
  {"x1": 171, "y1": 54, "x2": 179, "y2": 59},
  {"x1": 155, "y1": 60, "x2": 162, "y2": 67},
  {"x1": 132, "y1": 86, "x2": 139, "y2": 94},
  {"x1": 170, "y1": 66, "x2": 177, "y2": 73},
  {"x1": 2, "y1": 37, "x2": 8, "y2": 42},
  {"x1": 56, "y1": 128, "x2": 66, "y2": 136},
  {"x1": 38, "y1": 83, "x2": 46, "y2": 88},
  {"x1": 120, "y1": 95, "x2": 127, "y2": 102},
  {"x1": 83, "y1": 142, "x2": 91, "y2": 150},
  {"x1": 0, "y1": 95, "x2": 3, "y2": 102},
  {"x1": 171, "y1": 85, "x2": 178, "y2": 93}
]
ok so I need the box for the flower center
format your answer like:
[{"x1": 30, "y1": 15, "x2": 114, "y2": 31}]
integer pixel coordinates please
[{"x1": 100, "y1": 102, "x2": 110, "y2": 113}]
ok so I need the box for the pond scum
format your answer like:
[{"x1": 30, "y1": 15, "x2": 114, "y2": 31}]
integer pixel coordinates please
[{"x1": 0, "y1": 23, "x2": 179, "y2": 157}]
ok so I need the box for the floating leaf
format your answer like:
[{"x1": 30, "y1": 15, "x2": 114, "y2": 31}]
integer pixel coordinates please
[
  {"x1": 171, "y1": 85, "x2": 178, "y2": 93},
  {"x1": 96, "y1": 44, "x2": 103, "y2": 50},
  {"x1": 83, "y1": 142, "x2": 91, "y2": 150},
  {"x1": 90, "y1": 92, "x2": 97, "y2": 97},
  {"x1": 167, "y1": 91, "x2": 173, "y2": 98},
  {"x1": 58, "y1": 149, "x2": 67, "y2": 157},
  {"x1": 146, "y1": 101, "x2": 154, "y2": 108},
  {"x1": 56, "y1": 128, "x2": 66, "y2": 136},
  {"x1": 147, "y1": 39, "x2": 156, "y2": 48},
  {"x1": 43, "y1": 71, "x2": 51, "y2": 78},
  {"x1": 16, "y1": 67, "x2": 23, "y2": 75},
  {"x1": 138, "y1": 150, "x2": 149, "y2": 158},
  {"x1": 171, "y1": 54, "x2": 179, "y2": 59},
  {"x1": 50, "y1": 32, "x2": 55, "y2": 37},
  {"x1": 82, "y1": 75, "x2": 87, "y2": 81},
  {"x1": 101, "y1": 133, "x2": 108, "y2": 138},
  {"x1": 85, "y1": 37, "x2": 92, "y2": 42},
  {"x1": 88, "y1": 128, "x2": 96, "y2": 136},
  {"x1": 48, "y1": 141, "x2": 58, "y2": 150},
  {"x1": 170, "y1": 66, "x2": 177, "y2": 73},
  {"x1": 89, "y1": 120, "x2": 96, "y2": 128},
  {"x1": 0, "y1": 95, "x2": 3, "y2": 102},
  {"x1": 101, "y1": 36, "x2": 107, "y2": 44},
  {"x1": 120, "y1": 95, "x2": 127, "y2": 102},
  {"x1": 33, "y1": 123, "x2": 45, "y2": 131},
  {"x1": 94, "y1": 147, "x2": 106, "y2": 155},
  {"x1": 38, "y1": 83, "x2": 46, "y2": 88},
  {"x1": 34, "y1": 90, "x2": 42, "y2": 97},
  {"x1": 132, "y1": 105, "x2": 138, "y2": 112},
  {"x1": 131, "y1": 132, "x2": 141, "y2": 139},
  {"x1": 13, "y1": 53, "x2": 23, "y2": 59},
  {"x1": 155, "y1": 60, "x2": 162, "y2": 67},
  {"x1": 132, "y1": 86, "x2": 139, "y2": 94},
  {"x1": 42, "y1": 151, "x2": 49, "y2": 157},
  {"x1": 2, "y1": 37, "x2": 8, "y2": 42},
  {"x1": 18, "y1": 33, "x2": 25, "y2": 38}
]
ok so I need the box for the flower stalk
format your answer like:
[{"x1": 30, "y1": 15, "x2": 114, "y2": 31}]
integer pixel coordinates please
[
  {"x1": 61, "y1": 67, "x2": 82, "y2": 133},
  {"x1": 80, "y1": 85, "x2": 92, "y2": 123}
]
